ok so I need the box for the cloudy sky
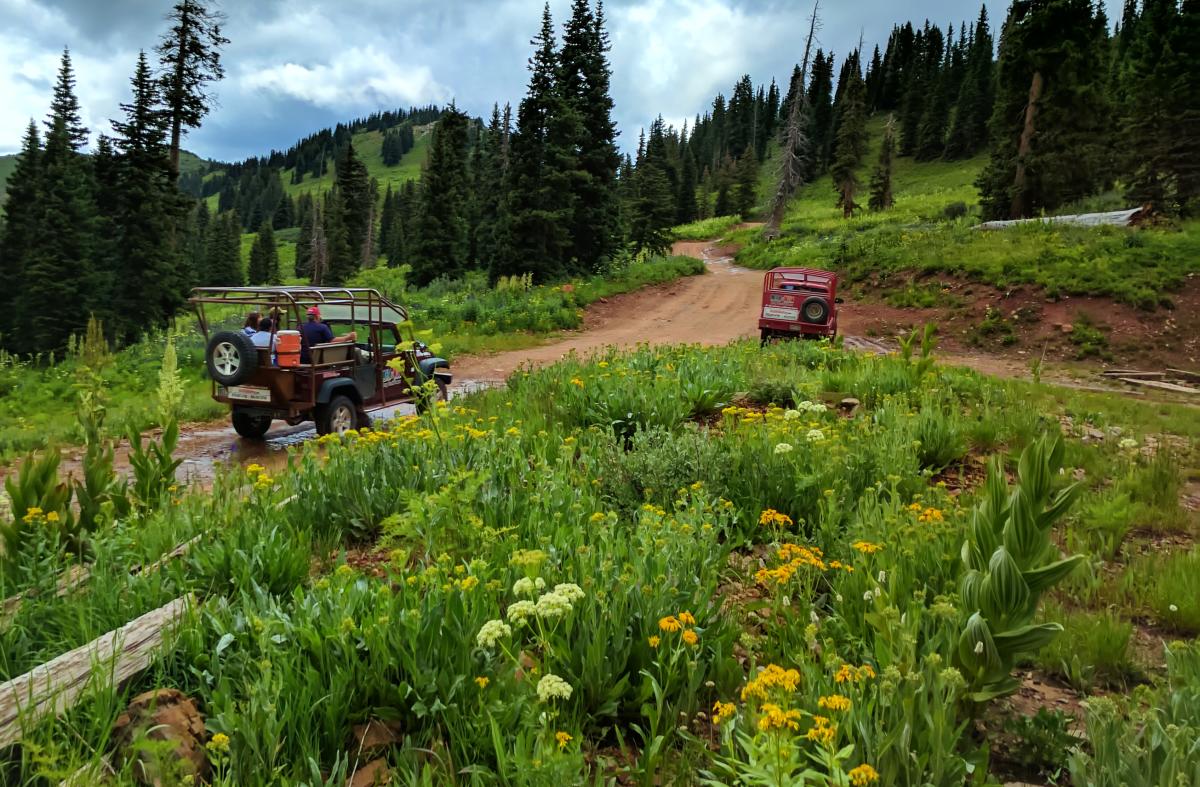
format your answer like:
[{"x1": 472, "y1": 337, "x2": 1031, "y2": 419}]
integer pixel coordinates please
[{"x1": 0, "y1": 0, "x2": 1119, "y2": 162}]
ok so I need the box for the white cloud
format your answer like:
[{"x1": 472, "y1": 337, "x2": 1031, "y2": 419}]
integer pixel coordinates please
[{"x1": 240, "y1": 45, "x2": 450, "y2": 113}]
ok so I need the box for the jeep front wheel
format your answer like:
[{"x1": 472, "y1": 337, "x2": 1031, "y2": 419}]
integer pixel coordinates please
[
  {"x1": 231, "y1": 410, "x2": 272, "y2": 440},
  {"x1": 316, "y1": 395, "x2": 358, "y2": 436}
]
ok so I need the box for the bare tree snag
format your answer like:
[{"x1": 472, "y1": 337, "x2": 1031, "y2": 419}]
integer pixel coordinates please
[
  {"x1": 763, "y1": 0, "x2": 821, "y2": 239},
  {"x1": 1011, "y1": 70, "x2": 1043, "y2": 219}
]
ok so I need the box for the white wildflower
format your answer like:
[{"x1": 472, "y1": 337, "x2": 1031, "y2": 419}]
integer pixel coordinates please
[
  {"x1": 535, "y1": 591, "x2": 573, "y2": 619},
  {"x1": 783, "y1": 409, "x2": 801, "y2": 421},
  {"x1": 537, "y1": 673, "x2": 573, "y2": 702},
  {"x1": 1119, "y1": 437, "x2": 1138, "y2": 451},
  {"x1": 535, "y1": 577, "x2": 546, "y2": 591},
  {"x1": 476, "y1": 619, "x2": 512, "y2": 649},
  {"x1": 513, "y1": 577, "x2": 536, "y2": 596},
  {"x1": 553, "y1": 583, "x2": 585, "y2": 603},
  {"x1": 506, "y1": 600, "x2": 537, "y2": 625},
  {"x1": 806, "y1": 429, "x2": 826, "y2": 443},
  {"x1": 774, "y1": 442, "x2": 794, "y2": 455},
  {"x1": 974, "y1": 641, "x2": 984, "y2": 655},
  {"x1": 1169, "y1": 604, "x2": 1179, "y2": 613}
]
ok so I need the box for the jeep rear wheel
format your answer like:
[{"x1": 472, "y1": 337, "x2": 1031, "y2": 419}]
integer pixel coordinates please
[
  {"x1": 206, "y1": 331, "x2": 258, "y2": 386},
  {"x1": 316, "y1": 395, "x2": 358, "y2": 436},
  {"x1": 231, "y1": 410, "x2": 272, "y2": 440}
]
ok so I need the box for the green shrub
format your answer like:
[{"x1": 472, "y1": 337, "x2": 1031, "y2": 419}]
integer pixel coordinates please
[
  {"x1": 1130, "y1": 548, "x2": 1200, "y2": 634},
  {"x1": 1003, "y1": 708, "x2": 1076, "y2": 783},
  {"x1": 1034, "y1": 602, "x2": 1137, "y2": 691}
]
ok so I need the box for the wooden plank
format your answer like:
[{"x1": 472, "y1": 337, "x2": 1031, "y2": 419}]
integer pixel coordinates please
[
  {"x1": 1118, "y1": 377, "x2": 1200, "y2": 394},
  {"x1": 0, "y1": 594, "x2": 193, "y2": 748},
  {"x1": 1101, "y1": 370, "x2": 1163, "y2": 378},
  {"x1": 1167, "y1": 368, "x2": 1200, "y2": 384}
]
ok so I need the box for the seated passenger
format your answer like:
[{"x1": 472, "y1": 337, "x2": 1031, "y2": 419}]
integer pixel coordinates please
[
  {"x1": 242, "y1": 312, "x2": 261, "y2": 336},
  {"x1": 251, "y1": 317, "x2": 278, "y2": 365},
  {"x1": 299, "y1": 306, "x2": 356, "y2": 364}
]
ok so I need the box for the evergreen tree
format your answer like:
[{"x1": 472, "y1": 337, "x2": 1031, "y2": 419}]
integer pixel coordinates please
[
  {"x1": 205, "y1": 211, "x2": 243, "y2": 286},
  {"x1": 945, "y1": 5, "x2": 995, "y2": 160},
  {"x1": 322, "y1": 190, "x2": 354, "y2": 285},
  {"x1": 734, "y1": 154, "x2": 758, "y2": 218},
  {"x1": 1122, "y1": 0, "x2": 1199, "y2": 213},
  {"x1": 714, "y1": 182, "x2": 733, "y2": 217},
  {"x1": 675, "y1": 149, "x2": 699, "y2": 224},
  {"x1": 830, "y1": 56, "x2": 869, "y2": 218},
  {"x1": 412, "y1": 105, "x2": 470, "y2": 285},
  {"x1": 806, "y1": 51, "x2": 836, "y2": 173},
  {"x1": 110, "y1": 51, "x2": 187, "y2": 344},
  {"x1": 628, "y1": 162, "x2": 674, "y2": 256},
  {"x1": 497, "y1": 4, "x2": 575, "y2": 282},
  {"x1": 915, "y1": 70, "x2": 952, "y2": 160},
  {"x1": 329, "y1": 141, "x2": 371, "y2": 282},
  {"x1": 977, "y1": 0, "x2": 1112, "y2": 219},
  {"x1": 27, "y1": 49, "x2": 97, "y2": 352},
  {"x1": 869, "y1": 114, "x2": 897, "y2": 211},
  {"x1": 247, "y1": 221, "x2": 280, "y2": 285},
  {"x1": 560, "y1": 0, "x2": 622, "y2": 272},
  {"x1": 475, "y1": 104, "x2": 512, "y2": 268},
  {"x1": 0, "y1": 122, "x2": 42, "y2": 349},
  {"x1": 156, "y1": 0, "x2": 229, "y2": 176},
  {"x1": 296, "y1": 199, "x2": 315, "y2": 279}
]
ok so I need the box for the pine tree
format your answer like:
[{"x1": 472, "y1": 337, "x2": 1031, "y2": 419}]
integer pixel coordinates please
[
  {"x1": 977, "y1": 0, "x2": 1112, "y2": 219},
  {"x1": 807, "y1": 51, "x2": 836, "y2": 173},
  {"x1": 296, "y1": 200, "x2": 315, "y2": 279},
  {"x1": 498, "y1": 4, "x2": 576, "y2": 282},
  {"x1": 1122, "y1": 0, "x2": 1199, "y2": 213},
  {"x1": 328, "y1": 142, "x2": 371, "y2": 282},
  {"x1": 560, "y1": 0, "x2": 622, "y2": 272},
  {"x1": 27, "y1": 49, "x2": 97, "y2": 352},
  {"x1": 915, "y1": 69, "x2": 951, "y2": 160},
  {"x1": 156, "y1": 0, "x2": 229, "y2": 176},
  {"x1": 869, "y1": 114, "x2": 897, "y2": 211},
  {"x1": 830, "y1": 56, "x2": 869, "y2": 218},
  {"x1": 734, "y1": 154, "x2": 758, "y2": 218},
  {"x1": 475, "y1": 104, "x2": 512, "y2": 268},
  {"x1": 247, "y1": 221, "x2": 280, "y2": 284},
  {"x1": 412, "y1": 105, "x2": 470, "y2": 285},
  {"x1": 322, "y1": 190, "x2": 354, "y2": 285},
  {"x1": 0, "y1": 122, "x2": 42, "y2": 349},
  {"x1": 628, "y1": 162, "x2": 675, "y2": 256},
  {"x1": 675, "y1": 150, "x2": 699, "y2": 224},
  {"x1": 204, "y1": 211, "x2": 243, "y2": 286},
  {"x1": 945, "y1": 5, "x2": 995, "y2": 160},
  {"x1": 110, "y1": 51, "x2": 187, "y2": 344}
]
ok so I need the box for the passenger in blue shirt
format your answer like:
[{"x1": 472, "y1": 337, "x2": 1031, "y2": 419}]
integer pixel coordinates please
[{"x1": 299, "y1": 306, "x2": 356, "y2": 363}]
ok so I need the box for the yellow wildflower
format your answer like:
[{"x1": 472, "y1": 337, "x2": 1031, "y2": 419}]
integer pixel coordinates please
[
  {"x1": 475, "y1": 676, "x2": 489, "y2": 689},
  {"x1": 712, "y1": 701, "x2": 736, "y2": 724},
  {"x1": 848, "y1": 764, "x2": 879, "y2": 785},
  {"x1": 45, "y1": 510, "x2": 61, "y2": 523},
  {"x1": 817, "y1": 694, "x2": 852, "y2": 712},
  {"x1": 681, "y1": 629, "x2": 699, "y2": 646},
  {"x1": 678, "y1": 610, "x2": 697, "y2": 626},
  {"x1": 851, "y1": 540, "x2": 883, "y2": 554},
  {"x1": 206, "y1": 732, "x2": 231, "y2": 753},
  {"x1": 758, "y1": 703, "x2": 802, "y2": 732},
  {"x1": 658, "y1": 615, "x2": 682, "y2": 633},
  {"x1": 555, "y1": 731, "x2": 573, "y2": 750},
  {"x1": 570, "y1": 378, "x2": 585, "y2": 388},
  {"x1": 648, "y1": 635, "x2": 661, "y2": 648}
]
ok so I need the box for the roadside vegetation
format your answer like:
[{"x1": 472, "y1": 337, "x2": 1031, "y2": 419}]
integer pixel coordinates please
[
  {"x1": 671, "y1": 215, "x2": 743, "y2": 242},
  {"x1": 1, "y1": 337, "x2": 1196, "y2": 784},
  {"x1": 0, "y1": 255, "x2": 703, "y2": 462}
]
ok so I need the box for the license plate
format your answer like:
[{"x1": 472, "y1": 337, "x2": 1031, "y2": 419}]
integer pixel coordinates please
[
  {"x1": 227, "y1": 385, "x2": 272, "y2": 403},
  {"x1": 762, "y1": 306, "x2": 799, "y2": 321}
]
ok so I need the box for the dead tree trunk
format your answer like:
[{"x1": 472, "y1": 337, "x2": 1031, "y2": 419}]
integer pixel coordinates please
[
  {"x1": 763, "y1": 1, "x2": 820, "y2": 239},
  {"x1": 1011, "y1": 70, "x2": 1043, "y2": 219}
]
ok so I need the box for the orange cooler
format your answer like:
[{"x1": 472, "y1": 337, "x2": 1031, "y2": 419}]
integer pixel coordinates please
[{"x1": 276, "y1": 330, "x2": 301, "y2": 367}]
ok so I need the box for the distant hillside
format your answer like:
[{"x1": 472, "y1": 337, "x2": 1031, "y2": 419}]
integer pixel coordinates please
[
  {"x1": 0, "y1": 154, "x2": 17, "y2": 203},
  {"x1": 188, "y1": 105, "x2": 444, "y2": 230}
]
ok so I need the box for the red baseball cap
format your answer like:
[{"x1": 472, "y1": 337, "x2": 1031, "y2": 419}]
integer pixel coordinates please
[{"x1": 306, "y1": 306, "x2": 321, "y2": 317}]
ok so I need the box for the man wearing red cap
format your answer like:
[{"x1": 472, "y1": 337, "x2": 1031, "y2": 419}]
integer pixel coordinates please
[{"x1": 299, "y1": 305, "x2": 356, "y2": 363}]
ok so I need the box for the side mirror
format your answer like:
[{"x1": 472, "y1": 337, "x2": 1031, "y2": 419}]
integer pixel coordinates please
[{"x1": 834, "y1": 297, "x2": 844, "y2": 304}]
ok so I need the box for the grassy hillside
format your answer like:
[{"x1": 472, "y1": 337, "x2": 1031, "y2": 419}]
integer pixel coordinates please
[
  {"x1": 0, "y1": 154, "x2": 19, "y2": 203},
  {"x1": 733, "y1": 115, "x2": 1200, "y2": 309},
  {"x1": 203, "y1": 124, "x2": 431, "y2": 213}
]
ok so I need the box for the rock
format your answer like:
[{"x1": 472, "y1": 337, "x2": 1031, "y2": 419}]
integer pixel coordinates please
[
  {"x1": 351, "y1": 719, "x2": 402, "y2": 756},
  {"x1": 838, "y1": 397, "x2": 860, "y2": 414},
  {"x1": 1060, "y1": 323, "x2": 1075, "y2": 334},
  {"x1": 111, "y1": 689, "x2": 207, "y2": 786},
  {"x1": 347, "y1": 758, "x2": 391, "y2": 787}
]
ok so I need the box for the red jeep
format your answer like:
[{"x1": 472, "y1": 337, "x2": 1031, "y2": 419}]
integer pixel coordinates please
[{"x1": 758, "y1": 267, "x2": 841, "y2": 344}]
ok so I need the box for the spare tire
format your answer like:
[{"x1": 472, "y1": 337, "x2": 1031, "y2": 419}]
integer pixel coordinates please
[
  {"x1": 206, "y1": 330, "x2": 258, "y2": 386},
  {"x1": 800, "y1": 296, "x2": 830, "y2": 325}
]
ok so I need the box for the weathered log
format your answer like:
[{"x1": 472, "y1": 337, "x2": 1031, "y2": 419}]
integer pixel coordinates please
[
  {"x1": 0, "y1": 594, "x2": 194, "y2": 747},
  {"x1": 1166, "y1": 368, "x2": 1200, "y2": 384},
  {"x1": 1118, "y1": 378, "x2": 1200, "y2": 395}
]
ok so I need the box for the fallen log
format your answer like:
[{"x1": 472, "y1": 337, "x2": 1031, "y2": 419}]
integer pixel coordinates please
[
  {"x1": 1100, "y1": 370, "x2": 1164, "y2": 379},
  {"x1": 1118, "y1": 378, "x2": 1200, "y2": 395},
  {"x1": 0, "y1": 594, "x2": 194, "y2": 748},
  {"x1": 1166, "y1": 368, "x2": 1200, "y2": 384}
]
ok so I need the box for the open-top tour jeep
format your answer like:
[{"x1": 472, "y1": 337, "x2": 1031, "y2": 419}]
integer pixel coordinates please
[{"x1": 190, "y1": 287, "x2": 451, "y2": 438}]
